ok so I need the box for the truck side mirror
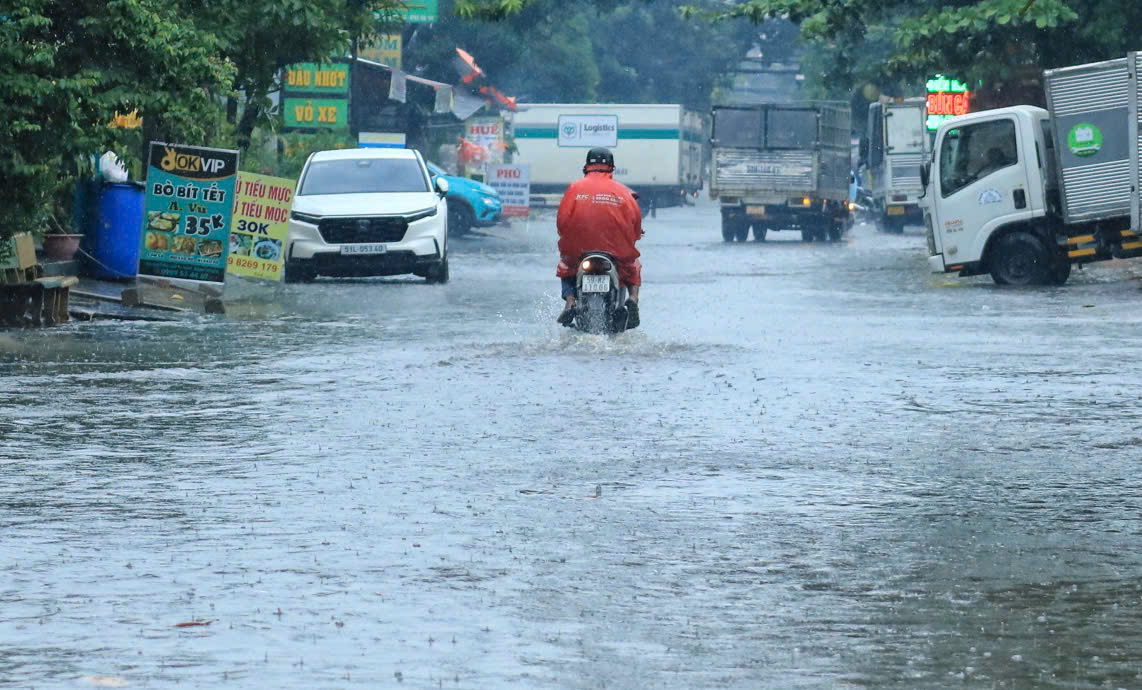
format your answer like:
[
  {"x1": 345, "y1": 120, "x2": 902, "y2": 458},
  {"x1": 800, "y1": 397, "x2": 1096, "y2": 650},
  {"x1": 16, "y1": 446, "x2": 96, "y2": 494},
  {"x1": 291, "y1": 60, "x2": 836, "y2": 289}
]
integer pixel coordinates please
[{"x1": 920, "y1": 162, "x2": 930, "y2": 189}]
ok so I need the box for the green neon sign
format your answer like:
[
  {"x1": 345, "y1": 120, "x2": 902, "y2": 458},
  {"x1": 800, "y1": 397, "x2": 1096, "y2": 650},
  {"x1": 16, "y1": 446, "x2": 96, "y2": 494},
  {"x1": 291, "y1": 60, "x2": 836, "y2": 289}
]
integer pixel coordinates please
[{"x1": 926, "y1": 75, "x2": 969, "y2": 94}]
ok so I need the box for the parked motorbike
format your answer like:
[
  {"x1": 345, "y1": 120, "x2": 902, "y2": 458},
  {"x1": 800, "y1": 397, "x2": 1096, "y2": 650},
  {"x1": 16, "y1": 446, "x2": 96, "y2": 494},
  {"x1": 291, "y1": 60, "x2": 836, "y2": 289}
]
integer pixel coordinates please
[{"x1": 571, "y1": 252, "x2": 630, "y2": 335}]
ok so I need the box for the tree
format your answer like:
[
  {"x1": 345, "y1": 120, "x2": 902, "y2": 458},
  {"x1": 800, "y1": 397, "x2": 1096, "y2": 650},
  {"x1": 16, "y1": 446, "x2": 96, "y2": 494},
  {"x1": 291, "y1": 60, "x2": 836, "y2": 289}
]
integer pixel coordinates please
[
  {"x1": 690, "y1": 0, "x2": 1142, "y2": 108},
  {"x1": 191, "y1": 0, "x2": 403, "y2": 151},
  {"x1": 406, "y1": 0, "x2": 755, "y2": 108},
  {"x1": 0, "y1": 0, "x2": 234, "y2": 241}
]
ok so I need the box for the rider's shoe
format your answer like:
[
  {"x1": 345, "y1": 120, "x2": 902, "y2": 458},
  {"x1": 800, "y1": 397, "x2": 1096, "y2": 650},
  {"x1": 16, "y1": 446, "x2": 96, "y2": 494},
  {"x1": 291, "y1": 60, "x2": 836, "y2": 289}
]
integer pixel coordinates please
[
  {"x1": 557, "y1": 307, "x2": 575, "y2": 326},
  {"x1": 624, "y1": 299, "x2": 639, "y2": 329}
]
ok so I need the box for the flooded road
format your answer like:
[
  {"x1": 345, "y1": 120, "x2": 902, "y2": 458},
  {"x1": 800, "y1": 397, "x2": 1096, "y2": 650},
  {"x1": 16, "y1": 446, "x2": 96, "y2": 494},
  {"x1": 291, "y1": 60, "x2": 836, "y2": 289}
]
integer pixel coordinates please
[{"x1": 4, "y1": 199, "x2": 1142, "y2": 688}]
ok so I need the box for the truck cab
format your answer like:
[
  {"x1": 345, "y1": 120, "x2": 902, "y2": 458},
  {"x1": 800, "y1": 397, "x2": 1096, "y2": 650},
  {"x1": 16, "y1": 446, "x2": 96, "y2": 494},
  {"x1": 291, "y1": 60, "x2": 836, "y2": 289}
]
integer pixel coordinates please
[
  {"x1": 923, "y1": 105, "x2": 1069, "y2": 284},
  {"x1": 865, "y1": 100, "x2": 929, "y2": 233}
]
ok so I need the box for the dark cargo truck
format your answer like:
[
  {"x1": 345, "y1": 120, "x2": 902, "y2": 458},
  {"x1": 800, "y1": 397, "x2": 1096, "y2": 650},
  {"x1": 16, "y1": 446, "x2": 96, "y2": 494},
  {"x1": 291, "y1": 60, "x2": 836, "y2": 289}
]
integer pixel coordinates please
[{"x1": 710, "y1": 102, "x2": 852, "y2": 242}]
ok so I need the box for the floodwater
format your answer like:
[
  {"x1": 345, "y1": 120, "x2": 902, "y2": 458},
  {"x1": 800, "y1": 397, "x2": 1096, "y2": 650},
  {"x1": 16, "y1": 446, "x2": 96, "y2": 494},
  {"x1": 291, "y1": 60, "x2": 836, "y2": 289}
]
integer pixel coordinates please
[{"x1": 4, "y1": 200, "x2": 1142, "y2": 689}]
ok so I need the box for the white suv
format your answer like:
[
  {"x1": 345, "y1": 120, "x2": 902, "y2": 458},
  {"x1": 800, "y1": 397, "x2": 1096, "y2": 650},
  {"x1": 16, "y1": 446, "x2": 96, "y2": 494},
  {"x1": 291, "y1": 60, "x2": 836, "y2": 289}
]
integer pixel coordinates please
[{"x1": 286, "y1": 148, "x2": 450, "y2": 283}]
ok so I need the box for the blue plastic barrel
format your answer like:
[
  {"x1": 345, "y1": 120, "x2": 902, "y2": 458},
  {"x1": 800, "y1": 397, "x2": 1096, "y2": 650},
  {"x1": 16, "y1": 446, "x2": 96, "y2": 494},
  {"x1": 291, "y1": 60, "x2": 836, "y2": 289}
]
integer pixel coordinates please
[{"x1": 87, "y1": 182, "x2": 145, "y2": 279}]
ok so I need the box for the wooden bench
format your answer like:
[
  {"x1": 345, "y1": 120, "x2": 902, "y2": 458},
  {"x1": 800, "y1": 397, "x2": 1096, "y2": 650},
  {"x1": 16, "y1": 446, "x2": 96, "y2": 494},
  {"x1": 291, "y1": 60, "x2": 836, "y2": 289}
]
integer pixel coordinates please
[{"x1": 0, "y1": 276, "x2": 79, "y2": 327}]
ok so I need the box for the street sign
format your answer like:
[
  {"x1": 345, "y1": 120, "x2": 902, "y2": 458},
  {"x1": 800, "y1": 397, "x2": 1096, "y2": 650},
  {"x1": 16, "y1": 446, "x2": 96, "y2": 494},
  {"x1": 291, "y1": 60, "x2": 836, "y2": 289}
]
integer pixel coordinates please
[
  {"x1": 487, "y1": 164, "x2": 530, "y2": 217},
  {"x1": 139, "y1": 142, "x2": 238, "y2": 285}
]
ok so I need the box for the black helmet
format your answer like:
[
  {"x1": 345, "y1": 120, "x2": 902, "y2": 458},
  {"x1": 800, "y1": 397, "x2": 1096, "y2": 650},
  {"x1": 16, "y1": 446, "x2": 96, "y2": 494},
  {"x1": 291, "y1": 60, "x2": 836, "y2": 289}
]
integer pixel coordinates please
[{"x1": 585, "y1": 147, "x2": 614, "y2": 170}]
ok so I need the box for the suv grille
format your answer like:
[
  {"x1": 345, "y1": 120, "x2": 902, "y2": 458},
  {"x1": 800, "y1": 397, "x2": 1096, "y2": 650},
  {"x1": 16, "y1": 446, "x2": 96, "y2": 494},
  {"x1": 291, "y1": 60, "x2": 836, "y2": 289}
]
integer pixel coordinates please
[{"x1": 319, "y1": 217, "x2": 408, "y2": 244}]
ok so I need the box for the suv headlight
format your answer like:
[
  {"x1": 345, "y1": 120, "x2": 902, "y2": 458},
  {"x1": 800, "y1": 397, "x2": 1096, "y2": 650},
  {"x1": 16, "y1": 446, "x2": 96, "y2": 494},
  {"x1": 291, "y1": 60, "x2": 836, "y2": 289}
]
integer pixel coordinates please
[
  {"x1": 290, "y1": 211, "x2": 321, "y2": 224},
  {"x1": 405, "y1": 206, "x2": 438, "y2": 223}
]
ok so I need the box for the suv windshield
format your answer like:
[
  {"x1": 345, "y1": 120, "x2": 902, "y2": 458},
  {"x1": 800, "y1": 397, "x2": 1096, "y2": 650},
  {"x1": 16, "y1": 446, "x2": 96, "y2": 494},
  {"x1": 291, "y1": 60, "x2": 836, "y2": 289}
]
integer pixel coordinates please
[{"x1": 300, "y1": 158, "x2": 429, "y2": 195}]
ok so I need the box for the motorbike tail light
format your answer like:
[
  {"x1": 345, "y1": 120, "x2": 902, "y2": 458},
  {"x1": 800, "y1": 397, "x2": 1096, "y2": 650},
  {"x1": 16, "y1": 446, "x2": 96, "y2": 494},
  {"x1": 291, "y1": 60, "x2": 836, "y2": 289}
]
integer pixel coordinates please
[{"x1": 581, "y1": 257, "x2": 613, "y2": 273}]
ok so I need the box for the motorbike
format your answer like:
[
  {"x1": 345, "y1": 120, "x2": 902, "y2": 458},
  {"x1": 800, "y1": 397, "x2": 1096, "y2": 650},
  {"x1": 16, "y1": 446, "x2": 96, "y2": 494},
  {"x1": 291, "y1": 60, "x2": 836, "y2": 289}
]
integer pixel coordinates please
[{"x1": 571, "y1": 252, "x2": 630, "y2": 335}]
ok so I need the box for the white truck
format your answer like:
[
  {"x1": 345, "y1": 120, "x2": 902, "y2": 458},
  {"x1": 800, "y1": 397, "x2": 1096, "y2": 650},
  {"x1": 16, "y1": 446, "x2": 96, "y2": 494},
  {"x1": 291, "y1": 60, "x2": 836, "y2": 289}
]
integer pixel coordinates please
[
  {"x1": 509, "y1": 103, "x2": 704, "y2": 212},
  {"x1": 864, "y1": 98, "x2": 929, "y2": 233},
  {"x1": 924, "y1": 53, "x2": 1142, "y2": 285},
  {"x1": 710, "y1": 102, "x2": 852, "y2": 242}
]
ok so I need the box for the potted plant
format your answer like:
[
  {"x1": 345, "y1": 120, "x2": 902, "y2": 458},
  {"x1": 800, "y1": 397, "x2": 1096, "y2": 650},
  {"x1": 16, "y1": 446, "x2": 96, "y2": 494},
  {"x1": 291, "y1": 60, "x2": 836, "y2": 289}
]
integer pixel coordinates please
[{"x1": 41, "y1": 212, "x2": 84, "y2": 263}]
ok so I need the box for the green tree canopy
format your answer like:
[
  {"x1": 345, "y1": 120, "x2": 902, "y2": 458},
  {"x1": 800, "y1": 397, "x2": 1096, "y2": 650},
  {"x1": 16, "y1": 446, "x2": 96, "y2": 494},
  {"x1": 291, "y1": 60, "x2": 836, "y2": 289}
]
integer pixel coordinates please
[
  {"x1": 407, "y1": 0, "x2": 755, "y2": 109},
  {"x1": 0, "y1": 0, "x2": 234, "y2": 241},
  {"x1": 695, "y1": 0, "x2": 1142, "y2": 107}
]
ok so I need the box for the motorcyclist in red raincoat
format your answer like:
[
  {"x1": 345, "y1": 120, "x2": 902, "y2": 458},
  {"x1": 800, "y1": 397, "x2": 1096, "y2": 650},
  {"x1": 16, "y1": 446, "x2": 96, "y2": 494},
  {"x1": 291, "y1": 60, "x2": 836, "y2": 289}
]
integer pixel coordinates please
[{"x1": 556, "y1": 147, "x2": 643, "y2": 328}]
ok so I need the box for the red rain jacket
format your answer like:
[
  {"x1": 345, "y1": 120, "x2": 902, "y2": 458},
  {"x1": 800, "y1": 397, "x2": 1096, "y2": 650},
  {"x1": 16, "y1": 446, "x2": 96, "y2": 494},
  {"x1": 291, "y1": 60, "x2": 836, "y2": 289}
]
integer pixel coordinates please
[{"x1": 556, "y1": 169, "x2": 643, "y2": 285}]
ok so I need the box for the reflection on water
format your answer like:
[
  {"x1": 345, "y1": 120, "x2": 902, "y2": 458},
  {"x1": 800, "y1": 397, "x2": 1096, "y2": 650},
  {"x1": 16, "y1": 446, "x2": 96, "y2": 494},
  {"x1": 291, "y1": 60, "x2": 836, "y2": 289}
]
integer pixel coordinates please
[{"x1": 3, "y1": 212, "x2": 1142, "y2": 688}]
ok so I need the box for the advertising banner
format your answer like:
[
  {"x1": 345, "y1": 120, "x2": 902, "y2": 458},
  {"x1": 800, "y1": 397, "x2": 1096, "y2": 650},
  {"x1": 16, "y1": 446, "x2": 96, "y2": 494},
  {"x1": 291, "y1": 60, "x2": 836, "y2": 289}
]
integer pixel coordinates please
[
  {"x1": 227, "y1": 173, "x2": 293, "y2": 282},
  {"x1": 394, "y1": 0, "x2": 437, "y2": 23},
  {"x1": 283, "y1": 97, "x2": 348, "y2": 129},
  {"x1": 359, "y1": 132, "x2": 406, "y2": 148},
  {"x1": 465, "y1": 117, "x2": 504, "y2": 164},
  {"x1": 359, "y1": 34, "x2": 402, "y2": 69},
  {"x1": 139, "y1": 142, "x2": 238, "y2": 285},
  {"x1": 486, "y1": 164, "x2": 530, "y2": 217},
  {"x1": 284, "y1": 63, "x2": 350, "y2": 94},
  {"x1": 558, "y1": 114, "x2": 618, "y2": 148}
]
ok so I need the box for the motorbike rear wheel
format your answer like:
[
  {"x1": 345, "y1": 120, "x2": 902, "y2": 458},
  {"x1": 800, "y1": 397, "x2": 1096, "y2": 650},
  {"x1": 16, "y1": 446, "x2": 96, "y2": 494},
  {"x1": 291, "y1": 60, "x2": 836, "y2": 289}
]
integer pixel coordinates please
[{"x1": 578, "y1": 294, "x2": 609, "y2": 334}]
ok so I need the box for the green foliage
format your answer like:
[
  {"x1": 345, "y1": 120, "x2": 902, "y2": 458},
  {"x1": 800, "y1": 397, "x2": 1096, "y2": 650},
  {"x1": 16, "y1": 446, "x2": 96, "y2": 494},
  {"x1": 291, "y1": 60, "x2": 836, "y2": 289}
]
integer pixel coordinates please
[
  {"x1": 237, "y1": 129, "x2": 357, "y2": 180},
  {"x1": 407, "y1": 0, "x2": 753, "y2": 109},
  {"x1": 0, "y1": 0, "x2": 402, "y2": 242},
  {"x1": 0, "y1": 0, "x2": 234, "y2": 241},
  {"x1": 696, "y1": 0, "x2": 1142, "y2": 107}
]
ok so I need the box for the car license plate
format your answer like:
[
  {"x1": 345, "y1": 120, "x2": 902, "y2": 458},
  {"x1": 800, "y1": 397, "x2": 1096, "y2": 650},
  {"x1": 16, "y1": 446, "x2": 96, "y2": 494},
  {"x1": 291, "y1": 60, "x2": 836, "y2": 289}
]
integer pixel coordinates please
[
  {"x1": 340, "y1": 243, "x2": 387, "y2": 255},
  {"x1": 581, "y1": 275, "x2": 611, "y2": 293},
  {"x1": 745, "y1": 205, "x2": 766, "y2": 217},
  {"x1": 886, "y1": 206, "x2": 906, "y2": 216}
]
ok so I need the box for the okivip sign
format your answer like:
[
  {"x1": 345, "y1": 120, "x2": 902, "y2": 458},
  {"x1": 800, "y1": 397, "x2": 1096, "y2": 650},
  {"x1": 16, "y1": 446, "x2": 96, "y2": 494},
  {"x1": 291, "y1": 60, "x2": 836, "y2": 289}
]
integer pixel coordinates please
[
  {"x1": 558, "y1": 114, "x2": 618, "y2": 148},
  {"x1": 486, "y1": 164, "x2": 530, "y2": 218}
]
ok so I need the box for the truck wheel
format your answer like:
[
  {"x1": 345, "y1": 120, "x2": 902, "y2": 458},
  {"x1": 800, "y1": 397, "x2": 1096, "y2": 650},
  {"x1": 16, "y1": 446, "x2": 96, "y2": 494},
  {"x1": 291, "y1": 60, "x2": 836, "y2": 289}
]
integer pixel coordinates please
[
  {"x1": 881, "y1": 217, "x2": 903, "y2": 234},
  {"x1": 753, "y1": 226, "x2": 767, "y2": 242},
  {"x1": 1047, "y1": 256, "x2": 1072, "y2": 285},
  {"x1": 801, "y1": 229, "x2": 815, "y2": 243},
  {"x1": 989, "y1": 232, "x2": 1051, "y2": 286},
  {"x1": 721, "y1": 213, "x2": 745, "y2": 242}
]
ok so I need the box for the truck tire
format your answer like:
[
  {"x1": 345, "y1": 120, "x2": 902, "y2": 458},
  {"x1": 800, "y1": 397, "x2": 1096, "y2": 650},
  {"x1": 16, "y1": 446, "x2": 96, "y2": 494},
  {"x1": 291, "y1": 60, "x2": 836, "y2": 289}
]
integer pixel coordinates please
[
  {"x1": 801, "y1": 229, "x2": 815, "y2": 243},
  {"x1": 881, "y1": 216, "x2": 904, "y2": 234},
  {"x1": 753, "y1": 226, "x2": 767, "y2": 242},
  {"x1": 721, "y1": 212, "x2": 745, "y2": 242},
  {"x1": 989, "y1": 232, "x2": 1051, "y2": 286},
  {"x1": 1047, "y1": 256, "x2": 1072, "y2": 285}
]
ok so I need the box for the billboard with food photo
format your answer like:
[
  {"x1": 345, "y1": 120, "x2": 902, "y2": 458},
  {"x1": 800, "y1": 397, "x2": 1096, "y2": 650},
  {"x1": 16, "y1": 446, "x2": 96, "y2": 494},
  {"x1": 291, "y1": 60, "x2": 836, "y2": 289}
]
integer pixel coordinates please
[
  {"x1": 139, "y1": 142, "x2": 239, "y2": 284},
  {"x1": 227, "y1": 172, "x2": 293, "y2": 282}
]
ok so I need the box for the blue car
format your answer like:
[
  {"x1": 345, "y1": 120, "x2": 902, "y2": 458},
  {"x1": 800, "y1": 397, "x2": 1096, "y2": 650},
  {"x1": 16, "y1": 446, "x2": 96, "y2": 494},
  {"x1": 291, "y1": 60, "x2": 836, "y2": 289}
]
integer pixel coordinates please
[{"x1": 426, "y1": 161, "x2": 503, "y2": 236}]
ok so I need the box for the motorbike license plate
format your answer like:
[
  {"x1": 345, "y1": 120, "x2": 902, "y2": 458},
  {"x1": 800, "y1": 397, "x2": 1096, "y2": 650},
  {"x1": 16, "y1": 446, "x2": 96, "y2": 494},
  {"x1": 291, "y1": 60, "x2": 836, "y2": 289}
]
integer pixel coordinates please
[
  {"x1": 886, "y1": 206, "x2": 906, "y2": 216},
  {"x1": 581, "y1": 275, "x2": 611, "y2": 293},
  {"x1": 745, "y1": 205, "x2": 766, "y2": 217},
  {"x1": 340, "y1": 243, "x2": 387, "y2": 255}
]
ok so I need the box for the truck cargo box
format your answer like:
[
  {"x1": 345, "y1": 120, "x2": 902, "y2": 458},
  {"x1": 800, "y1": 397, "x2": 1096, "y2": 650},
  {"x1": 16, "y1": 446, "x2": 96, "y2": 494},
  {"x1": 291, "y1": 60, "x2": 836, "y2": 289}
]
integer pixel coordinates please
[
  {"x1": 510, "y1": 103, "x2": 704, "y2": 206},
  {"x1": 1044, "y1": 57, "x2": 1131, "y2": 224},
  {"x1": 710, "y1": 102, "x2": 850, "y2": 202}
]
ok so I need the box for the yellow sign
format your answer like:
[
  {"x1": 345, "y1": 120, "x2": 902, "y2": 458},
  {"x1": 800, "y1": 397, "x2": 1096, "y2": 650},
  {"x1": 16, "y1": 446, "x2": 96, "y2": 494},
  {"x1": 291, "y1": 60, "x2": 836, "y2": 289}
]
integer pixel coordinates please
[
  {"x1": 111, "y1": 110, "x2": 142, "y2": 129},
  {"x1": 360, "y1": 34, "x2": 402, "y2": 70},
  {"x1": 227, "y1": 172, "x2": 294, "y2": 281}
]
